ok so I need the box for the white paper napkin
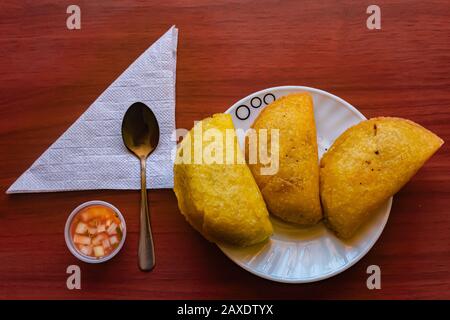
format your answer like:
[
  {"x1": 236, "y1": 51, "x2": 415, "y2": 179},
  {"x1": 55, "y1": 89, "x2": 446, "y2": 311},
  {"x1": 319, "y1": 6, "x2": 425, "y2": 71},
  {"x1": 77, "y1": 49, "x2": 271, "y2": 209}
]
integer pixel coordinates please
[{"x1": 7, "y1": 26, "x2": 178, "y2": 194}]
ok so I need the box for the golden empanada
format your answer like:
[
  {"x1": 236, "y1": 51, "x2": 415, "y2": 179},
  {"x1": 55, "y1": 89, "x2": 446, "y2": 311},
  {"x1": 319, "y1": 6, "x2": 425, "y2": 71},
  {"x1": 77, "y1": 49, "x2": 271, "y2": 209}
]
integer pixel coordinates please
[
  {"x1": 320, "y1": 117, "x2": 443, "y2": 239},
  {"x1": 174, "y1": 113, "x2": 273, "y2": 247},
  {"x1": 247, "y1": 93, "x2": 322, "y2": 225}
]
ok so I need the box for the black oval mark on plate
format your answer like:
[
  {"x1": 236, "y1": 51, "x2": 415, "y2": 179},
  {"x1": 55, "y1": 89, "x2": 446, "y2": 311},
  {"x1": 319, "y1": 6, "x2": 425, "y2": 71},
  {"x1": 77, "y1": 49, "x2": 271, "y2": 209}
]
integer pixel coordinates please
[
  {"x1": 263, "y1": 93, "x2": 276, "y2": 105},
  {"x1": 250, "y1": 97, "x2": 262, "y2": 108},
  {"x1": 235, "y1": 105, "x2": 250, "y2": 120}
]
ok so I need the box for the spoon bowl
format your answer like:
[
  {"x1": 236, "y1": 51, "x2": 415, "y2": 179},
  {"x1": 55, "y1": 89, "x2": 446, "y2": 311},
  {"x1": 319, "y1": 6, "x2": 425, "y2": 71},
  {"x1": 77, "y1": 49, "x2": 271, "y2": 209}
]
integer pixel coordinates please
[{"x1": 122, "y1": 102, "x2": 159, "y2": 158}]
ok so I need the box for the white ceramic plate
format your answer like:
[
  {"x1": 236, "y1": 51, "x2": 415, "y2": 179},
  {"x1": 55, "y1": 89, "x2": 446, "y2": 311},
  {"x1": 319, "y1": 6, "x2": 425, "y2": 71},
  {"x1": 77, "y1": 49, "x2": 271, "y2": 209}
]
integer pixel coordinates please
[{"x1": 220, "y1": 86, "x2": 392, "y2": 283}]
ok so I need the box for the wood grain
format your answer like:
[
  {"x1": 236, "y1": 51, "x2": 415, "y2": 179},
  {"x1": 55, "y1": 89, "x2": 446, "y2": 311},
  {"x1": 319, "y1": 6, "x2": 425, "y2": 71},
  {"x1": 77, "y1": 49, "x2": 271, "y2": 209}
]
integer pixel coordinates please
[{"x1": 0, "y1": 0, "x2": 449, "y2": 299}]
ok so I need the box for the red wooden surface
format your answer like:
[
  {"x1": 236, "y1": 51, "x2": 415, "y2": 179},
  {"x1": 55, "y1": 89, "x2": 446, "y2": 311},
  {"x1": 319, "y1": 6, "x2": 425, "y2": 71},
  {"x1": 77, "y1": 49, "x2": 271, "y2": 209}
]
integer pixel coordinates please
[{"x1": 0, "y1": 0, "x2": 449, "y2": 299}]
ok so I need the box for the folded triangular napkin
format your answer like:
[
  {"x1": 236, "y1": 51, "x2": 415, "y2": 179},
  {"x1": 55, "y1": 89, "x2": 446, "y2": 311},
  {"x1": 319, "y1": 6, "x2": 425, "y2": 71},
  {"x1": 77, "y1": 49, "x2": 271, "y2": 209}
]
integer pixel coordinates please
[{"x1": 7, "y1": 26, "x2": 178, "y2": 193}]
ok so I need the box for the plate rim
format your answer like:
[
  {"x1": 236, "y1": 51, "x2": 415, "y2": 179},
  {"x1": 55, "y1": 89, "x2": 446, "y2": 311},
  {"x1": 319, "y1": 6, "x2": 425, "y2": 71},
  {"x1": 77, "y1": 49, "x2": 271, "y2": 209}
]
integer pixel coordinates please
[
  {"x1": 224, "y1": 85, "x2": 367, "y2": 121},
  {"x1": 219, "y1": 85, "x2": 392, "y2": 283}
]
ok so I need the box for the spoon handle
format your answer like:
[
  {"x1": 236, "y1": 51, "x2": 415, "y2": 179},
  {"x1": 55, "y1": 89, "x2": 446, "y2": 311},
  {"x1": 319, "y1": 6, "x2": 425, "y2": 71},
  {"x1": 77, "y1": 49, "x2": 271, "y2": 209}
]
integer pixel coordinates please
[{"x1": 138, "y1": 157, "x2": 155, "y2": 271}]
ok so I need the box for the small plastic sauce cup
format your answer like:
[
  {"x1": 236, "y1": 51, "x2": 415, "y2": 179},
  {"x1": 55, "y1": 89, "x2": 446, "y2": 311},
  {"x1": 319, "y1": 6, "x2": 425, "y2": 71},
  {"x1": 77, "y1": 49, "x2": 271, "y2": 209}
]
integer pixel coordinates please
[{"x1": 65, "y1": 200, "x2": 127, "y2": 263}]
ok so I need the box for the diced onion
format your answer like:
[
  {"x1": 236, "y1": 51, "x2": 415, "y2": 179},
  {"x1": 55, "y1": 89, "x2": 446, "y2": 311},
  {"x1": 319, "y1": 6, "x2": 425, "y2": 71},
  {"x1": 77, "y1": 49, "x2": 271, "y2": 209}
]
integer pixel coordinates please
[
  {"x1": 93, "y1": 246, "x2": 105, "y2": 257},
  {"x1": 79, "y1": 245, "x2": 93, "y2": 256},
  {"x1": 75, "y1": 222, "x2": 88, "y2": 234},
  {"x1": 107, "y1": 222, "x2": 118, "y2": 235},
  {"x1": 92, "y1": 233, "x2": 107, "y2": 245},
  {"x1": 74, "y1": 234, "x2": 91, "y2": 245},
  {"x1": 110, "y1": 235, "x2": 119, "y2": 245},
  {"x1": 102, "y1": 239, "x2": 111, "y2": 249}
]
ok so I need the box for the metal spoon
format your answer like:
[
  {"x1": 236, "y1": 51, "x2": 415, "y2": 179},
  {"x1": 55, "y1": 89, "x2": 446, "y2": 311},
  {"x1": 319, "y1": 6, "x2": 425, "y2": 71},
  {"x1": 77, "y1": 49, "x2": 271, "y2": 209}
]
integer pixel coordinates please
[{"x1": 121, "y1": 102, "x2": 159, "y2": 271}]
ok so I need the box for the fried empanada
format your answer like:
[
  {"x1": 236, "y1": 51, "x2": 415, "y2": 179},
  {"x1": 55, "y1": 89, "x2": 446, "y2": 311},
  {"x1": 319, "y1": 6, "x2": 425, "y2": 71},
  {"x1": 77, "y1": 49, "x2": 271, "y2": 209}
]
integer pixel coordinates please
[
  {"x1": 173, "y1": 113, "x2": 273, "y2": 247},
  {"x1": 247, "y1": 93, "x2": 322, "y2": 225},
  {"x1": 320, "y1": 117, "x2": 443, "y2": 239}
]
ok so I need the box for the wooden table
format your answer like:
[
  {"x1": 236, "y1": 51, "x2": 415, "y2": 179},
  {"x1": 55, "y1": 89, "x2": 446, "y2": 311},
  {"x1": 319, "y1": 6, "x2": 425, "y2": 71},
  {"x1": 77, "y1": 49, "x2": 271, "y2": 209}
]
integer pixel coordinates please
[{"x1": 1, "y1": 0, "x2": 449, "y2": 299}]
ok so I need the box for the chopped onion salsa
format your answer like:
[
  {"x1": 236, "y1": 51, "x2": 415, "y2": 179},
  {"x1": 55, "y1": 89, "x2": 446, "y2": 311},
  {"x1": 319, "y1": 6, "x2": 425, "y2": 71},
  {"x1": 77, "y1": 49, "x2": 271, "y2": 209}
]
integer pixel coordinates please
[{"x1": 70, "y1": 205, "x2": 123, "y2": 259}]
